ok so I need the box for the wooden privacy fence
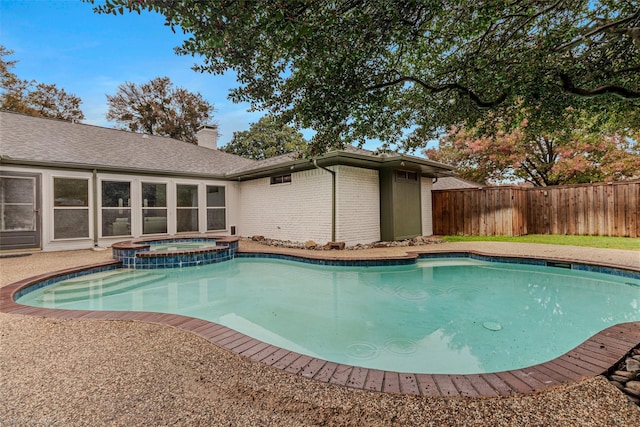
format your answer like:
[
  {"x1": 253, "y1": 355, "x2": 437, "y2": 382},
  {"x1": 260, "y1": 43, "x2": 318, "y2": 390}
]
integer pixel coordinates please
[{"x1": 432, "y1": 180, "x2": 639, "y2": 238}]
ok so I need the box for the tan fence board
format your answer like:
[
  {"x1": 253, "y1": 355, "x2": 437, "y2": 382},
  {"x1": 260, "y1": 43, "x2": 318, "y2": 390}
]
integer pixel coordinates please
[{"x1": 432, "y1": 181, "x2": 638, "y2": 237}]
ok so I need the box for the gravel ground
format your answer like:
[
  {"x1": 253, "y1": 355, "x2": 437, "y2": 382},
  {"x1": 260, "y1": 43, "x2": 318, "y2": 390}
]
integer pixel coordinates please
[{"x1": 1, "y1": 241, "x2": 639, "y2": 426}]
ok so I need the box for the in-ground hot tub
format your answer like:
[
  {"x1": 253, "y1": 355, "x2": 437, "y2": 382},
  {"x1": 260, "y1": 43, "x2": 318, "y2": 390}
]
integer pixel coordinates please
[{"x1": 112, "y1": 235, "x2": 239, "y2": 269}]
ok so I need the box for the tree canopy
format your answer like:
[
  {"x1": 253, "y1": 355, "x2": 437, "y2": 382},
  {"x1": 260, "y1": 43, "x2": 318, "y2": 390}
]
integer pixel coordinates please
[
  {"x1": 90, "y1": 1, "x2": 639, "y2": 153},
  {"x1": 222, "y1": 115, "x2": 307, "y2": 160},
  {"x1": 425, "y1": 121, "x2": 640, "y2": 186},
  {"x1": 105, "y1": 76, "x2": 214, "y2": 144},
  {"x1": 1, "y1": 46, "x2": 84, "y2": 121}
]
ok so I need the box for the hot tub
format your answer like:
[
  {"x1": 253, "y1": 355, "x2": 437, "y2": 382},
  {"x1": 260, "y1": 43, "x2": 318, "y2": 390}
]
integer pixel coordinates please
[{"x1": 112, "y1": 235, "x2": 239, "y2": 268}]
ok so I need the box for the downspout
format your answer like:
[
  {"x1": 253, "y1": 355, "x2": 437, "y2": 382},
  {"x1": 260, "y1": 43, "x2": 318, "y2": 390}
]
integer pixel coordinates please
[
  {"x1": 92, "y1": 169, "x2": 99, "y2": 248},
  {"x1": 313, "y1": 159, "x2": 336, "y2": 242}
]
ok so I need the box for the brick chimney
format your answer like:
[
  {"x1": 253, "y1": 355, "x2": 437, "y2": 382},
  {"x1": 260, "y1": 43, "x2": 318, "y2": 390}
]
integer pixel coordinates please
[{"x1": 196, "y1": 125, "x2": 218, "y2": 150}]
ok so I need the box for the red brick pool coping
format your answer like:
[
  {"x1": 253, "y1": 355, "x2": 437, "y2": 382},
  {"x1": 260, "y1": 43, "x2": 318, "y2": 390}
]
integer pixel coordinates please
[{"x1": 1, "y1": 251, "x2": 639, "y2": 397}]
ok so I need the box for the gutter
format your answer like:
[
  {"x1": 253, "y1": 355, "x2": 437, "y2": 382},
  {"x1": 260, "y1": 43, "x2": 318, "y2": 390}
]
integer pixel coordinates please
[
  {"x1": 313, "y1": 159, "x2": 336, "y2": 242},
  {"x1": 0, "y1": 158, "x2": 229, "y2": 180}
]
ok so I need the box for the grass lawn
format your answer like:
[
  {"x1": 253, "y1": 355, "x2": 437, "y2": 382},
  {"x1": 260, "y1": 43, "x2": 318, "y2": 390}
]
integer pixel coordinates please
[{"x1": 442, "y1": 234, "x2": 640, "y2": 251}]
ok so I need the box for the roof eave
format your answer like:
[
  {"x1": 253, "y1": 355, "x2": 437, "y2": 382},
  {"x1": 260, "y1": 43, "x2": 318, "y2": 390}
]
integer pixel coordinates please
[
  {"x1": 227, "y1": 151, "x2": 455, "y2": 180},
  {"x1": 0, "y1": 157, "x2": 229, "y2": 180}
]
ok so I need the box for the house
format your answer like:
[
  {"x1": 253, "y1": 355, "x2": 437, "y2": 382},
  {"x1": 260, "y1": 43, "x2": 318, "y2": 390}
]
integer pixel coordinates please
[{"x1": 0, "y1": 111, "x2": 454, "y2": 252}]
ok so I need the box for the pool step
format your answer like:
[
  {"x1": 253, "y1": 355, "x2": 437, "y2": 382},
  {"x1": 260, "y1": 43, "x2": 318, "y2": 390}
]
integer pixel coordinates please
[
  {"x1": 47, "y1": 270, "x2": 158, "y2": 293},
  {"x1": 39, "y1": 271, "x2": 166, "y2": 303}
]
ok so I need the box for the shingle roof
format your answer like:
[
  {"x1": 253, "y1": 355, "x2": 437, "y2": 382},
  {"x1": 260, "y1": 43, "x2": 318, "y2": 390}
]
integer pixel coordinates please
[
  {"x1": 232, "y1": 151, "x2": 299, "y2": 172},
  {"x1": 228, "y1": 145, "x2": 371, "y2": 173},
  {"x1": 1, "y1": 111, "x2": 454, "y2": 179},
  {"x1": 0, "y1": 111, "x2": 256, "y2": 177}
]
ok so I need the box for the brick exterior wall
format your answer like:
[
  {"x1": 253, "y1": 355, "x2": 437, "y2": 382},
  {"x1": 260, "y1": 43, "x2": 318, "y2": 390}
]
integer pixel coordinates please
[
  {"x1": 238, "y1": 169, "x2": 333, "y2": 243},
  {"x1": 239, "y1": 166, "x2": 381, "y2": 246},
  {"x1": 421, "y1": 177, "x2": 434, "y2": 236},
  {"x1": 335, "y1": 165, "x2": 380, "y2": 246}
]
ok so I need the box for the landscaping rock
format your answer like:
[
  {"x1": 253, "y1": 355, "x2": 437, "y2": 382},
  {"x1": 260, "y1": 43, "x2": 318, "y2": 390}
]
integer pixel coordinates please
[
  {"x1": 624, "y1": 387, "x2": 640, "y2": 399},
  {"x1": 625, "y1": 381, "x2": 640, "y2": 395},
  {"x1": 613, "y1": 370, "x2": 635, "y2": 379},
  {"x1": 325, "y1": 241, "x2": 345, "y2": 250},
  {"x1": 625, "y1": 357, "x2": 640, "y2": 372},
  {"x1": 610, "y1": 374, "x2": 632, "y2": 383},
  {"x1": 606, "y1": 345, "x2": 640, "y2": 407},
  {"x1": 242, "y1": 236, "x2": 445, "y2": 251}
]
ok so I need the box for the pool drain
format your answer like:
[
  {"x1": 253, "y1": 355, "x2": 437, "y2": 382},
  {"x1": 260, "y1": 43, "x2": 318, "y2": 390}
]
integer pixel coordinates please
[{"x1": 483, "y1": 321, "x2": 503, "y2": 331}]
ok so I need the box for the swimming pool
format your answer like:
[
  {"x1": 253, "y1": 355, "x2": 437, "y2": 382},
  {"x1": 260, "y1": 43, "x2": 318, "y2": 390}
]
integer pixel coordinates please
[{"x1": 15, "y1": 255, "x2": 639, "y2": 374}]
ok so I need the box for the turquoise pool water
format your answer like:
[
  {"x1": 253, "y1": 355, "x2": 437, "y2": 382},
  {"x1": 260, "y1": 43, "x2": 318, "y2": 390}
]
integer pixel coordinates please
[{"x1": 16, "y1": 257, "x2": 640, "y2": 374}]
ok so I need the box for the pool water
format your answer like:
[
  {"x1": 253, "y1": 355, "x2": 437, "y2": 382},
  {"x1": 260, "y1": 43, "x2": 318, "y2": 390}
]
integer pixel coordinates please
[{"x1": 17, "y1": 257, "x2": 640, "y2": 374}]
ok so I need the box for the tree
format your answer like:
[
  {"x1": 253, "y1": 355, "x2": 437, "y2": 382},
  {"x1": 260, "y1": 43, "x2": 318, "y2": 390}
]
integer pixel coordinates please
[
  {"x1": 222, "y1": 116, "x2": 307, "y2": 160},
  {"x1": 425, "y1": 122, "x2": 640, "y2": 186},
  {"x1": 105, "y1": 76, "x2": 214, "y2": 144},
  {"x1": 90, "y1": 1, "x2": 639, "y2": 153},
  {"x1": 1, "y1": 46, "x2": 84, "y2": 121}
]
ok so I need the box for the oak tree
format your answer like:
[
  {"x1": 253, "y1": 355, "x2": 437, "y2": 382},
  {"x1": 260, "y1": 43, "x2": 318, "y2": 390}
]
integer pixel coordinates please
[
  {"x1": 222, "y1": 115, "x2": 307, "y2": 160},
  {"x1": 90, "y1": 1, "x2": 639, "y2": 152},
  {"x1": 0, "y1": 46, "x2": 84, "y2": 121},
  {"x1": 425, "y1": 122, "x2": 640, "y2": 186},
  {"x1": 105, "y1": 76, "x2": 214, "y2": 144}
]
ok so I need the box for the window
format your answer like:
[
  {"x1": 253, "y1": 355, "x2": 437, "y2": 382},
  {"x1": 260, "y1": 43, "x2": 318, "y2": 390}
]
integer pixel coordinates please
[
  {"x1": 101, "y1": 181, "x2": 131, "y2": 237},
  {"x1": 396, "y1": 170, "x2": 418, "y2": 181},
  {"x1": 270, "y1": 174, "x2": 292, "y2": 185},
  {"x1": 206, "y1": 185, "x2": 225, "y2": 230},
  {"x1": 0, "y1": 176, "x2": 35, "y2": 232},
  {"x1": 176, "y1": 184, "x2": 199, "y2": 233},
  {"x1": 53, "y1": 177, "x2": 89, "y2": 239},
  {"x1": 142, "y1": 182, "x2": 167, "y2": 234}
]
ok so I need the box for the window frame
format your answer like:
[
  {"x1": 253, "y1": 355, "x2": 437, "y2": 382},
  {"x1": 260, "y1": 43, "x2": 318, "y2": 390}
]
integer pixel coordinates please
[
  {"x1": 100, "y1": 179, "x2": 132, "y2": 238},
  {"x1": 395, "y1": 170, "x2": 419, "y2": 182},
  {"x1": 176, "y1": 183, "x2": 199, "y2": 233},
  {"x1": 52, "y1": 176, "x2": 90, "y2": 240},
  {"x1": 206, "y1": 185, "x2": 226, "y2": 231},
  {"x1": 270, "y1": 174, "x2": 292, "y2": 185},
  {"x1": 141, "y1": 181, "x2": 168, "y2": 235},
  {"x1": 0, "y1": 175, "x2": 36, "y2": 232}
]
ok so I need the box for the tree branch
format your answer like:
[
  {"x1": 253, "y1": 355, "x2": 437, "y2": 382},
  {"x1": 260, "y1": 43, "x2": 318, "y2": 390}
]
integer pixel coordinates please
[
  {"x1": 520, "y1": 159, "x2": 545, "y2": 187},
  {"x1": 559, "y1": 73, "x2": 640, "y2": 99},
  {"x1": 497, "y1": 0, "x2": 566, "y2": 50},
  {"x1": 552, "y1": 11, "x2": 640, "y2": 52},
  {"x1": 366, "y1": 75, "x2": 507, "y2": 109}
]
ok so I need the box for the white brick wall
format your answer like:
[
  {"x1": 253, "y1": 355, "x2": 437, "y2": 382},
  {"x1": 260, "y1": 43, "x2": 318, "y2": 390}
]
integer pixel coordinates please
[
  {"x1": 335, "y1": 165, "x2": 380, "y2": 245},
  {"x1": 421, "y1": 177, "x2": 434, "y2": 236},
  {"x1": 238, "y1": 169, "x2": 333, "y2": 243}
]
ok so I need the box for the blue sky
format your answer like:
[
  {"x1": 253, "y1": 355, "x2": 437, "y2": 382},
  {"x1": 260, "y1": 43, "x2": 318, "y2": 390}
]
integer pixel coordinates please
[{"x1": 0, "y1": 0, "x2": 290, "y2": 147}]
